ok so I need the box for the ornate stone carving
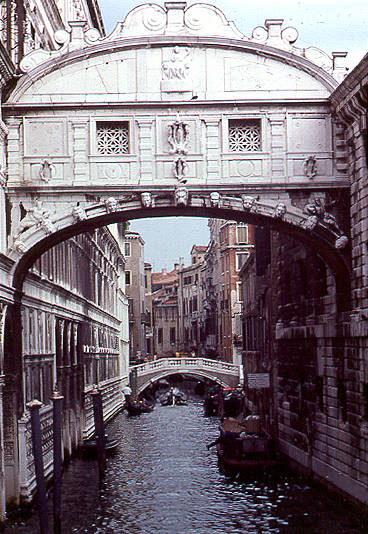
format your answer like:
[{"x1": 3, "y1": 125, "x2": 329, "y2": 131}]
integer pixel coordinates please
[
  {"x1": 168, "y1": 117, "x2": 189, "y2": 155},
  {"x1": 72, "y1": 203, "x2": 87, "y2": 222},
  {"x1": 141, "y1": 192, "x2": 155, "y2": 208},
  {"x1": 105, "y1": 197, "x2": 119, "y2": 213},
  {"x1": 209, "y1": 192, "x2": 221, "y2": 207},
  {"x1": 303, "y1": 155, "x2": 317, "y2": 179},
  {"x1": 174, "y1": 186, "x2": 189, "y2": 207},
  {"x1": 162, "y1": 47, "x2": 190, "y2": 81},
  {"x1": 302, "y1": 195, "x2": 348, "y2": 248},
  {"x1": 15, "y1": 199, "x2": 55, "y2": 237},
  {"x1": 241, "y1": 195, "x2": 259, "y2": 211},
  {"x1": 173, "y1": 156, "x2": 188, "y2": 184},
  {"x1": 39, "y1": 160, "x2": 55, "y2": 182},
  {"x1": 273, "y1": 203, "x2": 287, "y2": 219}
]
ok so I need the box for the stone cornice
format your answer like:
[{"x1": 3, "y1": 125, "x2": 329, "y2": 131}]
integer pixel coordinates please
[
  {"x1": 3, "y1": 97, "x2": 331, "y2": 111},
  {"x1": 330, "y1": 54, "x2": 368, "y2": 113}
]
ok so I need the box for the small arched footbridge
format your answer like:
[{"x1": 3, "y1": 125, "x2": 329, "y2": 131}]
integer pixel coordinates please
[{"x1": 129, "y1": 358, "x2": 243, "y2": 395}]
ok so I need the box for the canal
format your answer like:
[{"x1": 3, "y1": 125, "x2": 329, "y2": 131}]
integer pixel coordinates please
[{"x1": 5, "y1": 391, "x2": 367, "y2": 533}]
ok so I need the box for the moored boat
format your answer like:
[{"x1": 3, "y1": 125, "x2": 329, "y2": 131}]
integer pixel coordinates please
[
  {"x1": 81, "y1": 437, "x2": 119, "y2": 457},
  {"x1": 160, "y1": 387, "x2": 187, "y2": 406},
  {"x1": 209, "y1": 416, "x2": 280, "y2": 472},
  {"x1": 126, "y1": 399, "x2": 155, "y2": 416}
]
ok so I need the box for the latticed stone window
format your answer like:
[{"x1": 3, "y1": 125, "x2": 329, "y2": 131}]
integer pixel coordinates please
[
  {"x1": 97, "y1": 121, "x2": 129, "y2": 154},
  {"x1": 228, "y1": 119, "x2": 261, "y2": 152}
]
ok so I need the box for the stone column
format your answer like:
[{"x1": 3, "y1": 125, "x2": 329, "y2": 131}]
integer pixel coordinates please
[
  {"x1": 0, "y1": 121, "x2": 7, "y2": 254},
  {"x1": 137, "y1": 118, "x2": 154, "y2": 184},
  {"x1": 268, "y1": 114, "x2": 286, "y2": 180},
  {"x1": 203, "y1": 118, "x2": 221, "y2": 182},
  {"x1": 71, "y1": 119, "x2": 89, "y2": 185}
]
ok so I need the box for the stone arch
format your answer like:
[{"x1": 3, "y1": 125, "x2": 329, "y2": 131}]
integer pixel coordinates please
[
  {"x1": 137, "y1": 370, "x2": 236, "y2": 396},
  {"x1": 9, "y1": 194, "x2": 350, "y2": 308}
]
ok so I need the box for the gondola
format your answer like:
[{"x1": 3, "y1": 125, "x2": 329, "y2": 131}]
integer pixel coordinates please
[
  {"x1": 125, "y1": 399, "x2": 155, "y2": 416},
  {"x1": 160, "y1": 387, "x2": 187, "y2": 406}
]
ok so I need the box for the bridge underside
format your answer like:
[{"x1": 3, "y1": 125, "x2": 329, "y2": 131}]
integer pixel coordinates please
[{"x1": 135, "y1": 369, "x2": 240, "y2": 395}]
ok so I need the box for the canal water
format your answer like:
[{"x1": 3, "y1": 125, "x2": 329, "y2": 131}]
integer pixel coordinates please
[{"x1": 5, "y1": 393, "x2": 367, "y2": 533}]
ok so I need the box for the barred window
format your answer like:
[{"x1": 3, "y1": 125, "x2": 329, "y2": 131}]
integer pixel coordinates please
[
  {"x1": 228, "y1": 119, "x2": 261, "y2": 152},
  {"x1": 97, "y1": 121, "x2": 129, "y2": 154}
]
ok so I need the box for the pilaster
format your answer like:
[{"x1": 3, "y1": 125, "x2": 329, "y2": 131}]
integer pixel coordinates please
[
  {"x1": 268, "y1": 114, "x2": 286, "y2": 179},
  {"x1": 203, "y1": 118, "x2": 221, "y2": 182},
  {"x1": 71, "y1": 119, "x2": 89, "y2": 185},
  {"x1": 6, "y1": 119, "x2": 22, "y2": 185},
  {"x1": 136, "y1": 118, "x2": 154, "y2": 184}
]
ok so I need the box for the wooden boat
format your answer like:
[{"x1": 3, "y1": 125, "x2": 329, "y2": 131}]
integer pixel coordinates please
[
  {"x1": 215, "y1": 417, "x2": 280, "y2": 472},
  {"x1": 160, "y1": 388, "x2": 187, "y2": 406},
  {"x1": 81, "y1": 437, "x2": 119, "y2": 457},
  {"x1": 126, "y1": 400, "x2": 154, "y2": 416}
]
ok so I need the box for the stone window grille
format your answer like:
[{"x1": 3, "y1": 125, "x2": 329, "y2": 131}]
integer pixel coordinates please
[
  {"x1": 228, "y1": 119, "x2": 261, "y2": 152},
  {"x1": 97, "y1": 121, "x2": 129, "y2": 154}
]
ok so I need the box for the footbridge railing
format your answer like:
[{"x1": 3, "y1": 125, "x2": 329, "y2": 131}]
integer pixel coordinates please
[{"x1": 129, "y1": 357, "x2": 243, "y2": 395}]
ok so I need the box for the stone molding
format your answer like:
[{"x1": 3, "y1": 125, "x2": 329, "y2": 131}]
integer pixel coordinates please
[
  {"x1": 8, "y1": 191, "x2": 350, "y2": 292},
  {"x1": 15, "y1": 3, "x2": 342, "y2": 89}
]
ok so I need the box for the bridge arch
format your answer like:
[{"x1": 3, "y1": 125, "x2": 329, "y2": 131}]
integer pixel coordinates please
[
  {"x1": 130, "y1": 358, "x2": 242, "y2": 395},
  {"x1": 10, "y1": 195, "x2": 350, "y2": 304}
]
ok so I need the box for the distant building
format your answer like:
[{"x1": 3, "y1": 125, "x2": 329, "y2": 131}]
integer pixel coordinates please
[
  {"x1": 151, "y1": 265, "x2": 180, "y2": 357},
  {"x1": 123, "y1": 230, "x2": 148, "y2": 362},
  {"x1": 144, "y1": 262, "x2": 153, "y2": 358},
  {"x1": 206, "y1": 219, "x2": 254, "y2": 364},
  {"x1": 177, "y1": 246, "x2": 207, "y2": 356}
]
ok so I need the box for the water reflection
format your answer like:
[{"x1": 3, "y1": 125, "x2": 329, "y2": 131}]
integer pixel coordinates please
[{"x1": 5, "y1": 396, "x2": 366, "y2": 533}]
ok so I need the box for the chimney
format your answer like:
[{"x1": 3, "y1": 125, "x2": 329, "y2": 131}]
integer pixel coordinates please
[{"x1": 162, "y1": 268, "x2": 167, "y2": 275}]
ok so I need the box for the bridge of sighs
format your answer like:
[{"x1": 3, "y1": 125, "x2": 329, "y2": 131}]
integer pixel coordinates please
[{"x1": 1, "y1": 0, "x2": 367, "y2": 510}]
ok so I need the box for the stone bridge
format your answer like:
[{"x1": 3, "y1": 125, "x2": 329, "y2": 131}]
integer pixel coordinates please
[{"x1": 129, "y1": 358, "x2": 243, "y2": 395}]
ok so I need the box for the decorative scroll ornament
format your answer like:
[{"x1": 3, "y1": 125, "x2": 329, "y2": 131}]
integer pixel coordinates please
[
  {"x1": 141, "y1": 192, "x2": 155, "y2": 208},
  {"x1": 105, "y1": 197, "x2": 119, "y2": 213},
  {"x1": 39, "y1": 160, "x2": 55, "y2": 182},
  {"x1": 303, "y1": 155, "x2": 317, "y2": 179},
  {"x1": 302, "y1": 195, "x2": 348, "y2": 248},
  {"x1": 15, "y1": 199, "x2": 55, "y2": 237},
  {"x1": 174, "y1": 187, "x2": 189, "y2": 207},
  {"x1": 241, "y1": 195, "x2": 259, "y2": 212},
  {"x1": 72, "y1": 202, "x2": 87, "y2": 222},
  {"x1": 209, "y1": 192, "x2": 221, "y2": 208}
]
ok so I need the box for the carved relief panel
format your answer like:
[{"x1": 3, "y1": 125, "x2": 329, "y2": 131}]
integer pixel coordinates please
[{"x1": 287, "y1": 114, "x2": 333, "y2": 181}]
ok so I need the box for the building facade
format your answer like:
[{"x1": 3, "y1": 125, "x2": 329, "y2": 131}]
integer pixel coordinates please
[
  {"x1": 177, "y1": 246, "x2": 206, "y2": 356},
  {"x1": 123, "y1": 230, "x2": 148, "y2": 363},
  {"x1": 0, "y1": 0, "x2": 129, "y2": 512},
  {"x1": 151, "y1": 266, "x2": 180, "y2": 357},
  {"x1": 206, "y1": 219, "x2": 254, "y2": 364},
  {"x1": 0, "y1": 0, "x2": 367, "y2": 510}
]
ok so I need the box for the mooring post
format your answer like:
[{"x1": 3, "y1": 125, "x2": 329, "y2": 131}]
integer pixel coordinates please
[
  {"x1": 51, "y1": 390, "x2": 63, "y2": 534},
  {"x1": 91, "y1": 386, "x2": 106, "y2": 479},
  {"x1": 27, "y1": 399, "x2": 49, "y2": 534}
]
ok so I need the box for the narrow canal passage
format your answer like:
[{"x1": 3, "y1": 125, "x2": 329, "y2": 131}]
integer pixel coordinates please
[{"x1": 6, "y1": 393, "x2": 366, "y2": 533}]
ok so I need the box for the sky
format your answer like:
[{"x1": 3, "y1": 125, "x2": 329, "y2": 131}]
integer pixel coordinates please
[{"x1": 99, "y1": 0, "x2": 368, "y2": 271}]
